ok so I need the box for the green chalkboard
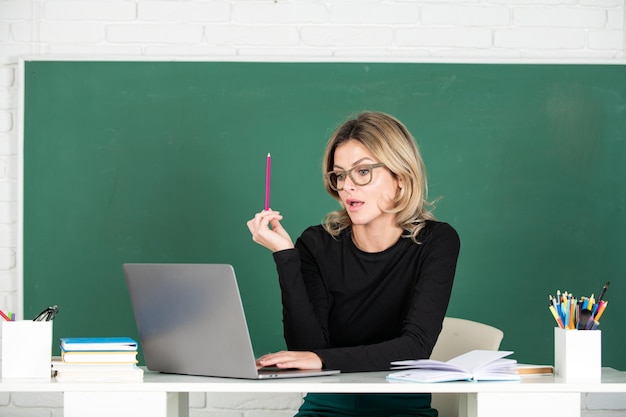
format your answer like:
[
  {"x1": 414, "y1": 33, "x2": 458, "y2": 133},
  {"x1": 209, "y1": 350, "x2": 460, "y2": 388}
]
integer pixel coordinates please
[{"x1": 23, "y1": 61, "x2": 626, "y2": 370}]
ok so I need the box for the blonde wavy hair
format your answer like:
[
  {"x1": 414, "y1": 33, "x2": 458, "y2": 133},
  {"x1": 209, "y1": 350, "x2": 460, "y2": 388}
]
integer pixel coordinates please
[{"x1": 322, "y1": 111, "x2": 436, "y2": 243}]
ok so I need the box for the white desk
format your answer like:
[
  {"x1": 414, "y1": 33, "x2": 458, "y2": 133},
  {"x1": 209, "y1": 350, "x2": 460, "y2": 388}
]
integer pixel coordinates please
[{"x1": 1, "y1": 368, "x2": 625, "y2": 417}]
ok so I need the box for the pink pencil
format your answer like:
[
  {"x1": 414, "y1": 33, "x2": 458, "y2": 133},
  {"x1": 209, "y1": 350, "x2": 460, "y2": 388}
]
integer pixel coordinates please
[{"x1": 265, "y1": 153, "x2": 271, "y2": 210}]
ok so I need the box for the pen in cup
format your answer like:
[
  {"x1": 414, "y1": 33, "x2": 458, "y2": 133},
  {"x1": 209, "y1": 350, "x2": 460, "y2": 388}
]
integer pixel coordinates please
[
  {"x1": 0, "y1": 310, "x2": 10, "y2": 321},
  {"x1": 597, "y1": 281, "x2": 610, "y2": 303},
  {"x1": 548, "y1": 303, "x2": 564, "y2": 329},
  {"x1": 547, "y1": 286, "x2": 609, "y2": 330},
  {"x1": 594, "y1": 301, "x2": 608, "y2": 321}
]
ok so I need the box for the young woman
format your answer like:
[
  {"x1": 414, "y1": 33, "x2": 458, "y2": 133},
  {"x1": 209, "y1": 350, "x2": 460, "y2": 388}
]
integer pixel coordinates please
[{"x1": 247, "y1": 111, "x2": 460, "y2": 417}]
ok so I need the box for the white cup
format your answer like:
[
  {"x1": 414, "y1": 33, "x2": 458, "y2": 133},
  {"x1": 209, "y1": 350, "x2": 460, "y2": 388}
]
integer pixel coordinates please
[
  {"x1": 554, "y1": 327, "x2": 601, "y2": 380},
  {"x1": 1, "y1": 320, "x2": 53, "y2": 379}
]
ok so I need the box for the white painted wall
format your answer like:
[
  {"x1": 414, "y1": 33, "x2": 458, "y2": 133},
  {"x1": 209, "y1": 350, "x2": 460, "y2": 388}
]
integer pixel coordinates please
[{"x1": 1, "y1": 0, "x2": 625, "y2": 415}]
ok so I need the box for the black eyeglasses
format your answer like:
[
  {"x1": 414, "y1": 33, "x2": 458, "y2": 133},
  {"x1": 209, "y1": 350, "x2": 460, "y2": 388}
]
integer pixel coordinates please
[
  {"x1": 324, "y1": 163, "x2": 386, "y2": 191},
  {"x1": 33, "y1": 305, "x2": 58, "y2": 321}
]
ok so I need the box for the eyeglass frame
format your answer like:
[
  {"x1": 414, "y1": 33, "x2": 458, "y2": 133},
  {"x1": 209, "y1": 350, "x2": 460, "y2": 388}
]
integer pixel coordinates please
[
  {"x1": 33, "y1": 305, "x2": 58, "y2": 322},
  {"x1": 324, "y1": 163, "x2": 387, "y2": 191}
]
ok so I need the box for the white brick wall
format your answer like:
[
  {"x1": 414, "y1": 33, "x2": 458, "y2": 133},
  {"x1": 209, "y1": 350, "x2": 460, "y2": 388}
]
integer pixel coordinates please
[
  {"x1": 421, "y1": 4, "x2": 510, "y2": 26},
  {"x1": 0, "y1": 0, "x2": 625, "y2": 415}
]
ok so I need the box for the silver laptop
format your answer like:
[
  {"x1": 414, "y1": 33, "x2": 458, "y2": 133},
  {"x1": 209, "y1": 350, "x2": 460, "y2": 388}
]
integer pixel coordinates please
[{"x1": 123, "y1": 263, "x2": 340, "y2": 379}]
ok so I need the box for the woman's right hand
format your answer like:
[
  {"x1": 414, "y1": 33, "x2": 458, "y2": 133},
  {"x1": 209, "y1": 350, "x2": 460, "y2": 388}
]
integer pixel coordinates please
[
  {"x1": 256, "y1": 350, "x2": 323, "y2": 370},
  {"x1": 246, "y1": 209, "x2": 294, "y2": 253}
]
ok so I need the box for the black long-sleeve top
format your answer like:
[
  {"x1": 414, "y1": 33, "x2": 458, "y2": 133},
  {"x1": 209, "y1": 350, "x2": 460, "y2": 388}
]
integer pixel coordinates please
[{"x1": 272, "y1": 220, "x2": 460, "y2": 373}]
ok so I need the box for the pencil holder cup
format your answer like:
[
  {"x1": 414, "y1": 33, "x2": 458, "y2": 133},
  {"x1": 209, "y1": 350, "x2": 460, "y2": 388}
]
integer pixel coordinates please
[
  {"x1": 1, "y1": 320, "x2": 53, "y2": 379},
  {"x1": 554, "y1": 327, "x2": 601, "y2": 380}
]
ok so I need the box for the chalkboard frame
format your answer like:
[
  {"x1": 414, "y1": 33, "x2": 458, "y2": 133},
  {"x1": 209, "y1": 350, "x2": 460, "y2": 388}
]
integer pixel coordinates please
[{"x1": 19, "y1": 59, "x2": 626, "y2": 369}]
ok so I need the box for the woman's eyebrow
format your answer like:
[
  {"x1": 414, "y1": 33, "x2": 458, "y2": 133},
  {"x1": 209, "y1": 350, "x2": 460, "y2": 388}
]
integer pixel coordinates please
[{"x1": 333, "y1": 157, "x2": 375, "y2": 170}]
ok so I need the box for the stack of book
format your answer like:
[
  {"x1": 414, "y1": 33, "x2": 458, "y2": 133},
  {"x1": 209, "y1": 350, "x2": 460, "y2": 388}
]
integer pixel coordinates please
[{"x1": 52, "y1": 337, "x2": 143, "y2": 382}]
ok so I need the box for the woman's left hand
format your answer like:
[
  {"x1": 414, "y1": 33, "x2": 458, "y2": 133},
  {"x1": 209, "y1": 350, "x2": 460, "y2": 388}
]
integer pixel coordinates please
[{"x1": 256, "y1": 350, "x2": 323, "y2": 370}]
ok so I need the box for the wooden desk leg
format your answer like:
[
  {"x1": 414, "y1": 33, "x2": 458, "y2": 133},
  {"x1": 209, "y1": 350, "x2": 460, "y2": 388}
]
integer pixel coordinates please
[
  {"x1": 64, "y1": 391, "x2": 189, "y2": 417},
  {"x1": 459, "y1": 392, "x2": 580, "y2": 417}
]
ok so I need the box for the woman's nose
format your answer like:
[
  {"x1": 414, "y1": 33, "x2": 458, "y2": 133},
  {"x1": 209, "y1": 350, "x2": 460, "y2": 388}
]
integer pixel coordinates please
[{"x1": 342, "y1": 175, "x2": 357, "y2": 191}]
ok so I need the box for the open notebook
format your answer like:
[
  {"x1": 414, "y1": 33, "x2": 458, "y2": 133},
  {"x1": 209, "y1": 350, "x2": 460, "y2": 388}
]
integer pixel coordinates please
[
  {"x1": 387, "y1": 350, "x2": 521, "y2": 383},
  {"x1": 123, "y1": 263, "x2": 339, "y2": 379}
]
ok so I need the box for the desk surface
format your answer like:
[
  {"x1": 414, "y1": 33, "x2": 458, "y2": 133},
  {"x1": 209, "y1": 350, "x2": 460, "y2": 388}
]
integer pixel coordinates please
[{"x1": 1, "y1": 368, "x2": 625, "y2": 394}]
